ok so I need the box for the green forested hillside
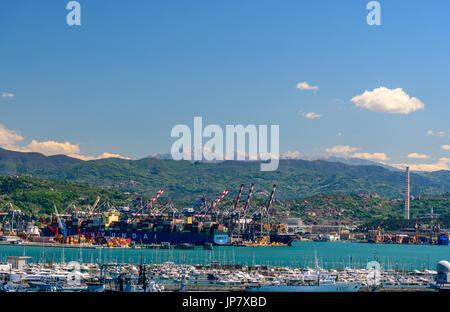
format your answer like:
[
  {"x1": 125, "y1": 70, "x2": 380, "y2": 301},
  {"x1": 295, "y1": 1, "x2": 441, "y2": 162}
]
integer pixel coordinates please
[
  {"x1": 0, "y1": 148, "x2": 449, "y2": 206},
  {"x1": 1, "y1": 175, "x2": 449, "y2": 225},
  {"x1": 286, "y1": 193, "x2": 450, "y2": 225},
  {"x1": 0, "y1": 148, "x2": 82, "y2": 174},
  {"x1": 0, "y1": 175, "x2": 129, "y2": 218},
  {"x1": 25, "y1": 158, "x2": 450, "y2": 205}
]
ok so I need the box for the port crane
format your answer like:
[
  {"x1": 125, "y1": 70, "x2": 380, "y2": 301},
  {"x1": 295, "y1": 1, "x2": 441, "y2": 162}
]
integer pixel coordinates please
[
  {"x1": 241, "y1": 183, "x2": 254, "y2": 233},
  {"x1": 145, "y1": 188, "x2": 166, "y2": 215},
  {"x1": 86, "y1": 196, "x2": 102, "y2": 215},
  {"x1": 230, "y1": 184, "x2": 245, "y2": 213},
  {"x1": 226, "y1": 184, "x2": 256, "y2": 238},
  {"x1": 97, "y1": 199, "x2": 114, "y2": 213},
  {"x1": 163, "y1": 201, "x2": 178, "y2": 218},
  {"x1": 54, "y1": 205, "x2": 67, "y2": 237},
  {"x1": 130, "y1": 189, "x2": 166, "y2": 218},
  {"x1": 212, "y1": 189, "x2": 230, "y2": 213},
  {"x1": 194, "y1": 189, "x2": 230, "y2": 220},
  {"x1": 264, "y1": 185, "x2": 277, "y2": 242},
  {"x1": 192, "y1": 195, "x2": 208, "y2": 216},
  {"x1": 119, "y1": 195, "x2": 144, "y2": 213},
  {"x1": 221, "y1": 184, "x2": 244, "y2": 238},
  {"x1": 0, "y1": 201, "x2": 23, "y2": 233},
  {"x1": 63, "y1": 202, "x2": 78, "y2": 216}
]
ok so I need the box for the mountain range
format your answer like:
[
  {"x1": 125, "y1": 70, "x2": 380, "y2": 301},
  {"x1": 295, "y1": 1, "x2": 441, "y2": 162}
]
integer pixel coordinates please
[{"x1": 0, "y1": 147, "x2": 449, "y2": 205}]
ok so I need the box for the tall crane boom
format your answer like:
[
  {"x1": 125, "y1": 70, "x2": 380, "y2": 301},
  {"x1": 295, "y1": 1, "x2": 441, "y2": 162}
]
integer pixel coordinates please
[
  {"x1": 266, "y1": 184, "x2": 277, "y2": 214},
  {"x1": 149, "y1": 189, "x2": 166, "y2": 208},
  {"x1": 243, "y1": 183, "x2": 254, "y2": 213},
  {"x1": 147, "y1": 189, "x2": 166, "y2": 212},
  {"x1": 54, "y1": 205, "x2": 66, "y2": 237},
  {"x1": 233, "y1": 184, "x2": 245, "y2": 211},
  {"x1": 212, "y1": 189, "x2": 230, "y2": 212},
  {"x1": 138, "y1": 189, "x2": 166, "y2": 214},
  {"x1": 264, "y1": 184, "x2": 277, "y2": 242},
  {"x1": 89, "y1": 196, "x2": 101, "y2": 213}
]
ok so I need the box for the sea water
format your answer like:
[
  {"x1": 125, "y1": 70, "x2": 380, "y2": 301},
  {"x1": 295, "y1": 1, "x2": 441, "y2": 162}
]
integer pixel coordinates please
[{"x1": 0, "y1": 241, "x2": 447, "y2": 271}]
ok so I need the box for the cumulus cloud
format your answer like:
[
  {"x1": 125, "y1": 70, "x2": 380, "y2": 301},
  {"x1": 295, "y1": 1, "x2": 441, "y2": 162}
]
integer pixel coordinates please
[
  {"x1": 325, "y1": 145, "x2": 388, "y2": 161},
  {"x1": 281, "y1": 150, "x2": 301, "y2": 159},
  {"x1": 296, "y1": 82, "x2": 318, "y2": 91},
  {"x1": 442, "y1": 145, "x2": 450, "y2": 151},
  {"x1": 98, "y1": 152, "x2": 131, "y2": 160},
  {"x1": 1, "y1": 92, "x2": 14, "y2": 98},
  {"x1": 17, "y1": 140, "x2": 81, "y2": 156},
  {"x1": 74, "y1": 152, "x2": 131, "y2": 161},
  {"x1": 0, "y1": 124, "x2": 24, "y2": 146},
  {"x1": 391, "y1": 158, "x2": 450, "y2": 172},
  {"x1": 351, "y1": 87, "x2": 424, "y2": 114},
  {"x1": 0, "y1": 124, "x2": 130, "y2": 160},
  {"x1": 407, "y1": 153, "x2": 430, "y2": 159},
  {"x1": 426, "y1": 130, "x2": 434, "y2": 136},
  {"x1": 325, "y1": 145, "x2": 358, "y2": 156},
  {"x1": 352, "y1": 152, "x2": 388, "y2": 161}
]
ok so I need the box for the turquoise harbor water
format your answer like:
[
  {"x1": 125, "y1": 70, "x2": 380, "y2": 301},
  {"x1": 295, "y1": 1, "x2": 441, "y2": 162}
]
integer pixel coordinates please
[{"x1": 1, "y1": 242, "x2": 448, "y2": 271}]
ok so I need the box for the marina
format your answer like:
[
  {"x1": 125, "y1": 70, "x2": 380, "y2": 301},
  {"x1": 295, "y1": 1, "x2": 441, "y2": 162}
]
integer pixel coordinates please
[
  {"x1": 0, "y1": 241, "x2": 447, "y2": 292},
  {"x1": 0, "y1": 241, "x2": 447, "y2": 271},
  {"x1": 0, "y1": 249, "x2": 446, "y2": 293}
]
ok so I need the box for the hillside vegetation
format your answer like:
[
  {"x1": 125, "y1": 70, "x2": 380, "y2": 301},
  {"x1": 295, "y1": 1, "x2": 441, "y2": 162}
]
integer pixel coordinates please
[
  {"x1": 1, "y1": 175, "x2": 449, "y2": 226},
  {"x1": 0, "y1": 148, "x2": 449, "y2": 205},
  {"x1": 0, "y1": 175, "x2": 128, "y2": 218}
]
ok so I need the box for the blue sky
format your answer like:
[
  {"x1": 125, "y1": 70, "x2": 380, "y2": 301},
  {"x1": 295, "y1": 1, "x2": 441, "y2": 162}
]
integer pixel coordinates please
[{"x1": 0, "y1": 0, "x2": 449, "y2": 171}]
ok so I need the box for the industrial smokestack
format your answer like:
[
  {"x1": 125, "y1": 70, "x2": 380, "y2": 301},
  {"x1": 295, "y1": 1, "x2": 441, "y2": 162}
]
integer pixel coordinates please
[{"x1": 405, "y1": 166, "x2": 410, "y2": 220}]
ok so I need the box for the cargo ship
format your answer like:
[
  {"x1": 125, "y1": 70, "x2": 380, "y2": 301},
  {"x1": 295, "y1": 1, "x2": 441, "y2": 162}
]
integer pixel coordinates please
[
  {"x1": 40, "y1": 184, "x2": 296, "y2": 247},
  {"x1": 41, "y1": 211, "x2": 230, "y2": 246}
]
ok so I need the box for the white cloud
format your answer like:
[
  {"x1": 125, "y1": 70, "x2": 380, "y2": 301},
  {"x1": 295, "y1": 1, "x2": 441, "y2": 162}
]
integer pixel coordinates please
[
  {"x1": 9, "y1": 141, "x2": 131, "y2": 161},
  {"x1": 0, "y1": 124, "x2": 130, "y2": 160},
  {"x1": 407, "y1": 153, "x2": 430, "y2": 159},
  {"x1": 442, "y1": 145, "x2": 450, "y2": 151},
  {"x1": 1, "y1": 92, "x2": 14, "y2": 98},
  {"x1": 351, "y1": 87, "x2": 424, "y2": 114},
  {"x1": 352, "y1": 152, "x2": 388, "y2": 161},
  {"x1": 95, "y1": 152, "x2": 131, "y2": 160},
  {"x1": 304, "y1": 112, "x2": 323, "y2": 119},
  {"x1": 0, "y1": 124, "x2": 24, "y2": 146},
  {"x1": 337, "y1": 132, "x2": 342, "y2": 137},
  {"x1": 391, "y1": 158, "x2": 450, "y2": 172},
  {"x1": 325, "y1": 145, "x2": 388, "y2": 161},
  {"x1": 281, "y1": 150, "x2": 301, "y2": 159},
  {"x1": 325, "y1": 145, "x2": 358, "y2": 156},
  {"x1": 426, "y1": 130, "x2": 450, "y2": 137},
  {"x1": 15, "y1": 140, "x2": 81, "y2": 156},
  {"x1": 296, "y1": 82, "x2": 318, "y2": 91}
]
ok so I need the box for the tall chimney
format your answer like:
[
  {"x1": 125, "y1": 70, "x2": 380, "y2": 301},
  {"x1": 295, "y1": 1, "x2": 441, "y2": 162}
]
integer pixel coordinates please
[{"x1": 405, "y1": 166, "x2": 410, "y2": 220}]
